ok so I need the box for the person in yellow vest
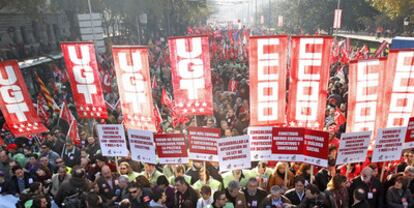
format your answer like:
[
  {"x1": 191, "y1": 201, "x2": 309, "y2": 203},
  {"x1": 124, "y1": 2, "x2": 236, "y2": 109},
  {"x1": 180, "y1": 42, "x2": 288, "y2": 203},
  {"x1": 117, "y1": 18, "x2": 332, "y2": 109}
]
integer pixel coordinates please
[
  {"x1": 193, "y1": 167, "x2": 222, "y2": 193},
  {"x1": 139, "y1": 163, "x2": 163, "y2": 187},
  {"x1": 168, "y1": 165, "x2": 192, "y2": 185},
  {"x1": 222, "y1": 169, "x2": 252, "y2": 189},
  {"x1": 249, "y1": 162, "x2": 273, "y2": 190},
  {"x1": 119, "y1": 161, "x2": 139, "y2": 182}
]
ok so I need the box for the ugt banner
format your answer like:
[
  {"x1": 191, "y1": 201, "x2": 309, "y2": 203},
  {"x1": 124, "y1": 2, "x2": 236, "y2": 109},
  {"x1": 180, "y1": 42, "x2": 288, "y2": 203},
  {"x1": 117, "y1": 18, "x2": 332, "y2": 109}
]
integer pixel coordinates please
[
  {"x1": 249, "y1": 36, "x2": 288, "y2": 126},
  {"x1": 61, "y1": 42, "x2": 107, "y2": 119},
  {"x1": 0, "y1": 61, "x2": 48, "y2": 137},
  {"x1": 112, "y1": 46, "x2": 156, "y2": 131},
  {"x1": 168, "y1": 35, "x2": 213, "y2": 115},
  {"x1": 288, "y1": 36, "x2": 332, "y2": 129},
  {"x1": 381, "y1": 49, "x2": 414, "y2": 128}
]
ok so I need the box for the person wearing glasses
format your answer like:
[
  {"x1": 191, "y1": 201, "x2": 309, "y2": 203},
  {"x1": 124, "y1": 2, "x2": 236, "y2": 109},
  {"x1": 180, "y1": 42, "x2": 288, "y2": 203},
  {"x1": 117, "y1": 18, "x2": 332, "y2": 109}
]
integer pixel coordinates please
[{"x1": 121, "y1": 182, "x2": 152, "y2": 208}]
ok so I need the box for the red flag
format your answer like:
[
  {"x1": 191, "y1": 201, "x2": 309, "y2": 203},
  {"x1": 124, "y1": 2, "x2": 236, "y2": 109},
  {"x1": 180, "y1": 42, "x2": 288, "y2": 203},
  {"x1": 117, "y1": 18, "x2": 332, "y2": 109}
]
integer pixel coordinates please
[
  {"x1": 374, "y1": 41, "x2": 388, "y2": 58},
  {"x1": 228, "y1": 79, "x2": 238, "y2": 92},
  {"x1": 59, "y1": 102, "x2": 80, "y2": 146},
  {"x1": 168, "y1": 35, "x2": 213, "y2": 115},
  {"x1": 249, "y1": 36, "x2": 288, "y2": 126},
  {"x1": 36, "y1": 94, "x2": 50, "y2": 126},
  {"x1": 60, "y1": 42, "x2": 108, "y2": 119},
  {"x1": 152, "y1": 76, "x2": 157, "y2": 89},
  {"x1": 112, "y1": 46, "x2": 156, "y2": 131},
  {"x1": 101, "y1": 70, "x2": 112, "y2": 93},
  {"x1": 153, "y1": 104, "x2": 163, "y2": 133},
  {"x1": 0, "y1": 60, "x2": 49, "y2": 137},
  {"x1": 381, "y1": 49, "x2": 414, "y2": 128},
  {"x1": 288, "y1": 36, "x2": 333, "y2": 129}
]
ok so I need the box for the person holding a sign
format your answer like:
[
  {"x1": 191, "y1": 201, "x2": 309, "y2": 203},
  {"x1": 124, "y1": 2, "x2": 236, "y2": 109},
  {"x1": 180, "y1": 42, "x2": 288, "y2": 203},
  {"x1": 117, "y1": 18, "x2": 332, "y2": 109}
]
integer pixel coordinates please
[
  {"x1": 268, "y1": 162, "x2": 294, "y2": 191},
  {"x1": 139, "y1": 163, "x2": 164, "y2": 187},
  {"x1": 193, "y1": 168, "x2": 222, "y2": 193}
]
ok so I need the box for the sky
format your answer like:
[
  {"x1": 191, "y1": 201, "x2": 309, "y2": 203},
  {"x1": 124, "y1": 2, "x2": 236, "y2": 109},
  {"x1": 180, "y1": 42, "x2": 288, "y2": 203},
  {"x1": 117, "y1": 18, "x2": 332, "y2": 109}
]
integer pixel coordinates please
[{"x1": 207, "y1": 0, "x2": 269, "y2": 24}]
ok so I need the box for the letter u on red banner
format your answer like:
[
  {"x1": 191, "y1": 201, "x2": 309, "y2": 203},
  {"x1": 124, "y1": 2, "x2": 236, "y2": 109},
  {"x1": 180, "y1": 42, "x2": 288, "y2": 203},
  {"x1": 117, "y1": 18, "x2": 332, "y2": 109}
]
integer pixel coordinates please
[
  {"x1": 168, "y1": 35, "x2": 213, "y2": 115},
  {"x1": 249, "y1": 36, "x2": 288, "y2": 126},
  {"x1": 0, "y1": 60, "x2": 48, "y2": 137},
  {"x1": 381, "y1": 49, "x2": 414, "y2": 128},
  {"x1": 112, "y1": 46, "x2": 156, "y2": 131},
  {"x1": 347, "y1": 58, "x2": 386, "y2": 133},
  {"x1": 61, "y1": 42, "x2": 108, "y2": 119},
  {"x1": 288, "y1": 36, "x2": 332, "y2": 129}
]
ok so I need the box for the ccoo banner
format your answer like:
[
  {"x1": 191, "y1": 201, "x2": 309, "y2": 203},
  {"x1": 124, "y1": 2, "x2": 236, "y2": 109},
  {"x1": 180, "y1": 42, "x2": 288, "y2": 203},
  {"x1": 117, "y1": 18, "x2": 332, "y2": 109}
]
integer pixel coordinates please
[
  {"x1": 0, "y1": 61, "x2": 49, "y2": 137},
  {"x1": 61, "y1": 42, "x2": 108, "y2": 119},
  {"x1": 381, "y1": 49, "x2": 414, "y2": 128},
  {"x1": 168, "y1": 35, "x2": 213, "y2": 115},
  {"x1": 288, "y1": 36, "x2": 332, "y2": 129},
  {"x1": 112, "y1": 46, "x2": 156, "y2": 131},
  {"x1": 249, "y1": 36, "x2": 288, "y2": 126}
]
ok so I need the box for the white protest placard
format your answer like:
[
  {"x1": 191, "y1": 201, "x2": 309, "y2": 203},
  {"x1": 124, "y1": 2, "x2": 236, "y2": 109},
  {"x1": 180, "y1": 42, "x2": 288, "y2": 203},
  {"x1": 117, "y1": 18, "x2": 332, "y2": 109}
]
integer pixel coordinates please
[
  {"x1": 127, "y1": 129, "x2": 157, "y2": 164},
  {"x1": 372, "y1": 127, "x2": 406, "y2": 163},
  {"x1": 336, "y1": 131, "x2": 371, "y2": 165},
  {"x1": 217, "y1": 135, "x2": 251, "y2": 172},
  {"x1": 96, "y1": 124, "x2": 129, "y2": 157},
  {"x1": 248, "y1": 126, "x2": 272, "y2": 161}
]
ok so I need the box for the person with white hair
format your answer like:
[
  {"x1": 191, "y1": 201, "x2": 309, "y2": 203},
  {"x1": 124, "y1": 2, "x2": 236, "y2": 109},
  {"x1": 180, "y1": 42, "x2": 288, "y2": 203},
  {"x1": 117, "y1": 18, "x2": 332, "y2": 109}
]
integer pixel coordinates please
[
  {"x1": 348, "y1": 167, "x2": 384, "y2": 208},
  {"x1": 259, "y1": 185, "x2": 292, "y2": 208}
]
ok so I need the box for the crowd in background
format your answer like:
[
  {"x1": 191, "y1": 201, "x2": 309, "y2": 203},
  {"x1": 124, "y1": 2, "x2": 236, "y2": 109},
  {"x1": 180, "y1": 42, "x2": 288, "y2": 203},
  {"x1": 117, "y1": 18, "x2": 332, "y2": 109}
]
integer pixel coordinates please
[{"x1": 0, "y1": 24, "x2": 411, "y2": 208}]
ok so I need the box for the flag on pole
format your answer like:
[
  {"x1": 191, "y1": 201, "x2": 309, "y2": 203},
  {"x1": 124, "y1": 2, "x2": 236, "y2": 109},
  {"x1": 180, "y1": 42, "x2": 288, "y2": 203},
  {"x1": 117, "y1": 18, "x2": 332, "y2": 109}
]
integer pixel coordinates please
[
  {"x1": 153, "y1": 104, "x2": 163, "y2": 133},
  {"x1": 34, "y1": 72, "x2": 60, "y2": 112},
  {"x1": 36, "y1": 94, "x2": 50, "y2": 126},
  {"x1": 161, "y1": 88, "x2": 174, "y2": 108},
  {"x1": 59, "y1": 102, "x2": 80, "y2": 146}
]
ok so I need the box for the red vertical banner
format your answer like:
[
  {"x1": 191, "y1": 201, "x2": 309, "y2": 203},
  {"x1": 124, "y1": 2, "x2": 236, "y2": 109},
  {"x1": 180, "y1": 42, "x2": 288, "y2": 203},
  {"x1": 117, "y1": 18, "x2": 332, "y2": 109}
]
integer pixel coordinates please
[
  {"x1": 112, "y1": 46, "x2": 156, "y2": 131},
  {"x1": 288, "y1": 36, "x2": 332, "y2": 129},
  {"x1": 168, "y1": 36, "x2": 213, "y2": 115},
  {"x1": 382, "y1": 49, "x2": 414, "y2": 128},
  {"x1": 347, "y1": 58, "x2": 386, "y2": 132},
  {"x1": 0, "y1": 60, "x2": 48, "y2": 137},
  {"x1": 404, "y1": 117, "x2": 414, "y2": 149},
  {"x1": 249, "y1": 36, "x2": 288, "y2": 126},
  {"x1": 61, "y1": 42, "x2": 107, "y2": 119}
]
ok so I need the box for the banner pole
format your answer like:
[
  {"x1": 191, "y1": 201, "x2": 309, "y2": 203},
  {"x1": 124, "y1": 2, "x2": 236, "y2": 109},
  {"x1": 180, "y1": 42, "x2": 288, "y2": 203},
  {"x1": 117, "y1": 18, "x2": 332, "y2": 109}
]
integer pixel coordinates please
[
  {"x1": 115, "y1": 156, "x2": 120, "y2": 175},
  {"x1": 284, "y1": 162, "x2": 289, "y2": 187},
  {"x1": 346, "y1": 163, "x2": 351, "y2": 178},
  {"x1": 310, "y1": 165, "x2": 314, "y2": 184},
  {"x1": 380, "y1": 161, "x2": 386, "y2": 182}
]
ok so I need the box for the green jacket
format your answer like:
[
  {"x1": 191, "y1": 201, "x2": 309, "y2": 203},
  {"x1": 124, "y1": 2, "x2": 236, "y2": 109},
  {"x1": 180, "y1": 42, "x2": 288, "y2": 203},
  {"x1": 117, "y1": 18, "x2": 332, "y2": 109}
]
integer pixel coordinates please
[
  {"x1": 206, "y1": 202, "x2": 234, "y2": 208},
  {"x1": 222, "y1": 170, "x2": 253, "y2": 189},
  {"x1": 192, "y1": 178, "x2": 222, "y2": 192},
  {"x1": 138, "y1": 170, "x2": 164, "y2": 186},
  {"x1": 169, "y1": 175, "x2": 192, "y2": 185}
]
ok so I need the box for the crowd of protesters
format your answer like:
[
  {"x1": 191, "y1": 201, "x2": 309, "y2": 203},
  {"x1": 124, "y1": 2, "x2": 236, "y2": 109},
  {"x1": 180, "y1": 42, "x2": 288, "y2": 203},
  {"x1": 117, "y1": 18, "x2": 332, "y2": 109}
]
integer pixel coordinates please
[{"x1": 0, "y1": 23, "x2": 411, "y2": 208}]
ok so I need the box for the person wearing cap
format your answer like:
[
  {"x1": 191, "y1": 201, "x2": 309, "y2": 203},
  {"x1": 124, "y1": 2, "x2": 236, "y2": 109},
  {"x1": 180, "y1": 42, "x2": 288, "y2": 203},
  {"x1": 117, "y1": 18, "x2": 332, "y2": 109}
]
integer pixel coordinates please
[
  {"x1": 7, "y1": 143, "x2": 26, "y2": 168},
  {"x1": 39, "y1": 142, "x2": 60, "y2": 168},
  {"x1": 61, "y1": 140, "x2": 81, "y2": 168},
  {"x1": 260, "y1": 185, "x2": 292, "y2": 208}
]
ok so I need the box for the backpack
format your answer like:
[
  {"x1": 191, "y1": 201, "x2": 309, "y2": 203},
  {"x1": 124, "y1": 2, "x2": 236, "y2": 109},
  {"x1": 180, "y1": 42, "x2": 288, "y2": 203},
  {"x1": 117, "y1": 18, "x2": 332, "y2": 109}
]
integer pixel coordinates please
[{"x1": 62, "y1": 188, "x2": 83, "y2": 208}]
